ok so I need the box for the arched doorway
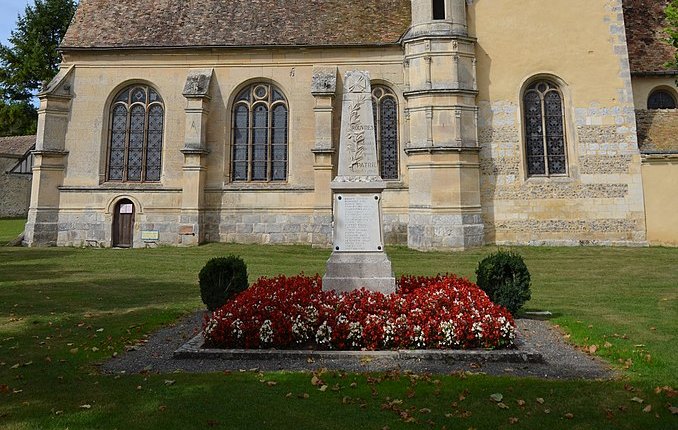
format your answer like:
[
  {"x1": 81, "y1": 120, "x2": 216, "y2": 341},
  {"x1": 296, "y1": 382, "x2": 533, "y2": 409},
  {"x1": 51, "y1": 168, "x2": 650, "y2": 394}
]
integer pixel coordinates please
[{"x1": 112, "y1": 199, "x2": 135, "y2": 248}]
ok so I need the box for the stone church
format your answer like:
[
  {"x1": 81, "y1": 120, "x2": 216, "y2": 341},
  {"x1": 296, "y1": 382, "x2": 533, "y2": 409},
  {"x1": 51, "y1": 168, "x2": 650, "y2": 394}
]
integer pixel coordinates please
[{"x1": 24, "y1": 0, "x2": 678, "y2": 249}]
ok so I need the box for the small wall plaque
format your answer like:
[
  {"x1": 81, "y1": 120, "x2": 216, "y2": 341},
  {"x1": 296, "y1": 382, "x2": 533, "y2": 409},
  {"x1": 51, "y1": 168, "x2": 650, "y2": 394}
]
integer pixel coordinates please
[{"x1": 141, "y1": 230, "x2": 160, "y2": 241}]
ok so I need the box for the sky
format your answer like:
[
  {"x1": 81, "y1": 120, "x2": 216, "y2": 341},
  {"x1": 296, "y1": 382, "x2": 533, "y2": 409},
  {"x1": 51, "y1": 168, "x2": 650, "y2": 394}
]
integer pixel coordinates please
[{"x1": 0, "y1": 0, "x2": 31, "y2": 46}]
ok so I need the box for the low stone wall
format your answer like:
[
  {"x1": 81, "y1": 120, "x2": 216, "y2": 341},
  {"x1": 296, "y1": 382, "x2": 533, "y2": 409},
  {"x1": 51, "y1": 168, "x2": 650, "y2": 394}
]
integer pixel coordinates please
[
  {"x1": 0, "y1": 157, "x2": 31, "y2": 218},
  {"x1": 636, "y1": 109, "x2": 678, "y2": 152}
]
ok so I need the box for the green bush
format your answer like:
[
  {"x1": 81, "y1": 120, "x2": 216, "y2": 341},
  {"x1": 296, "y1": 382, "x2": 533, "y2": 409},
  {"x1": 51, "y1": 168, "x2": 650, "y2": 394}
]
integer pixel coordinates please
[
  {"x1": 199, "y1": 256, "x2": 249, "y2": 311},
  {"x1": 475, "y1": 250, "x2": 531, "y2": 315}
]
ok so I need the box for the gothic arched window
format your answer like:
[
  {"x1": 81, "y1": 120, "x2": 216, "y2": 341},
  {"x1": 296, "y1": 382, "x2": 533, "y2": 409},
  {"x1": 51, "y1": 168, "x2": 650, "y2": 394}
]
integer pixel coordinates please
[
  {"x1": 523, "y1": 80, "x2": 567, "y2": 177},
  {"x1": 107, "y1": 85, "x2": 164, "y2": 182},
  {"x1": 647, "y1": 89, "x2": 677, "y2": 110},
  {"x1": 372, "y1": 85, "x2": 399, "y2": 180},
  {"x1": 232, "y1": 83, "x2": 288, "y2": 182}
]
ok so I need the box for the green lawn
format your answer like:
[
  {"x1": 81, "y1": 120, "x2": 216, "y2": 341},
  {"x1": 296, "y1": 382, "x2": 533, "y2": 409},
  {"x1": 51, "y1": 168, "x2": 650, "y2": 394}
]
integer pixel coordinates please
[
  {"x1": 0, "y1": 229, "x2": 676, "y2": 429},
  {"x1": 0, "y1": 218, "x2": 25, "y2": 244}
]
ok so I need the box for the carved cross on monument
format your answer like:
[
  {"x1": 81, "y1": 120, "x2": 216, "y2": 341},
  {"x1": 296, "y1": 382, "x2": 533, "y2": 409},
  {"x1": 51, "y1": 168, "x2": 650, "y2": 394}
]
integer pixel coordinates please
[{"x1": 322, "y1": 71, "x2": 396, "y2": 294}]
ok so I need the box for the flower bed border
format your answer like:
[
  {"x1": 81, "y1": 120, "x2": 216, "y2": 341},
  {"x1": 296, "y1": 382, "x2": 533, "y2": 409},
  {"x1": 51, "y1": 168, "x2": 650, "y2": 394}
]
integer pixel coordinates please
[{"x1": 174, "y1": 332, "x2": 544, "y2": 364}]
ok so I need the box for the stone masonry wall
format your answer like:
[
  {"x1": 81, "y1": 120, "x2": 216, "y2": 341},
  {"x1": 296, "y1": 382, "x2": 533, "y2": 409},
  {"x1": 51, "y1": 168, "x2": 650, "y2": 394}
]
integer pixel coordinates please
[
  {"x1": 635, "y1": 109, "x2": 678, "y2": 152},
  {"x1": 0, "y1": 157, "x2": 31, "y2": 218},
  {"x1": 476, "y1": 1, "x2": 647, "y2": 246}
]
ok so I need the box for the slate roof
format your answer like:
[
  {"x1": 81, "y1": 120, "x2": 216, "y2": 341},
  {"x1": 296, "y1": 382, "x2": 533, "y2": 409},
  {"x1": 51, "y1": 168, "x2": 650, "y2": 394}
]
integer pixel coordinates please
[
  {"x1": 61, "y1": 0, "x2": 412, "y2": 50},
  {"x1": 0, "y1": 135, "x2": 36, "y2": 158},
  {"x1": 623, "y1": 0, "x2": 678, "y2": 74}
]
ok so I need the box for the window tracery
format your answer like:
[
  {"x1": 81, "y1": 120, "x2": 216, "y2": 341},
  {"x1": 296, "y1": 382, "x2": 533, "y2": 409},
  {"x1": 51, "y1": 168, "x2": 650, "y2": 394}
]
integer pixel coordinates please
[
  {"x1": 232, "y1": 83, "x2": 288, "y2": 182},
  {"x1": 647, "y1": 89, "x2": 677, "y2": 110},
  {"x1": 523, "y1": 80, "x2": 567, "y2": 177},
  {"x1": 107, "y1": 85, "x2": 164, "y2": 182},
  {"x1": 371, "y1": 85, "x2": 399, "y2": 180}
]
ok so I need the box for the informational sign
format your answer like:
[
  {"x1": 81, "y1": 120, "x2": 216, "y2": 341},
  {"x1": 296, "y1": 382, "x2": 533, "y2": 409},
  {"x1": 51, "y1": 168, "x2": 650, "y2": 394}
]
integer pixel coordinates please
[
  {"x1": 141, "y1": 230, "x2": 160, "y2": 241},
  {"x1": 333, "y1": 193, "x2": 383, "y2": 252},
  {"x1": 119, "y1": 204, "x2": 133, "y2": 214}
]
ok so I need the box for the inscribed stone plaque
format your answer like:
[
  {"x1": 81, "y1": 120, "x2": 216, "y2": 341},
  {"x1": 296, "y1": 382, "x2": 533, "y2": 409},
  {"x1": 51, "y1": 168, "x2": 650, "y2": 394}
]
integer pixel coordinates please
[{"x1": 333, "y1": 193, "x2": 383, "y2": 252}]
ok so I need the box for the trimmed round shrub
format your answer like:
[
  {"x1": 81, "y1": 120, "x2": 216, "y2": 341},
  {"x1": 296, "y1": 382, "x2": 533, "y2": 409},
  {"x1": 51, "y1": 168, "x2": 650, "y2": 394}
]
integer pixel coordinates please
[
  {"x1": 475, "y1": 250, "x2": 531, "y2": 315},
  {"x1": 199, "y1": 256, "x2": 248, "y2": 311}
]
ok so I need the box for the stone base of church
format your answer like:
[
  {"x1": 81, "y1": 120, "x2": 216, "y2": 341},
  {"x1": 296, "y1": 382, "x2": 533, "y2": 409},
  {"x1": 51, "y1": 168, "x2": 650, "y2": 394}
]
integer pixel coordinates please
[
  {"x1": 408, "y1": 212, "x2": 485, "y2": 251},
  {"x1": 23, "y1": 209, "x2": 59, "y2": 247}
]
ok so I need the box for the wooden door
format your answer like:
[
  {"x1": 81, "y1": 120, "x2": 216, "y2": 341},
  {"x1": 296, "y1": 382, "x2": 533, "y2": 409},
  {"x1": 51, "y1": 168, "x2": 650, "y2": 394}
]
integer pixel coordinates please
[{"x1": 113, "y1": 200, "x2": 135, "y2": 248}]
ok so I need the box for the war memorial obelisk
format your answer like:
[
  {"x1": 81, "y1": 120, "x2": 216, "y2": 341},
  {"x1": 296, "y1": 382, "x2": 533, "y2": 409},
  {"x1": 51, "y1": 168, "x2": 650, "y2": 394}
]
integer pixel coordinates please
[{"x1": 322, "y1": 71, "x2": 396, "y2": 294}]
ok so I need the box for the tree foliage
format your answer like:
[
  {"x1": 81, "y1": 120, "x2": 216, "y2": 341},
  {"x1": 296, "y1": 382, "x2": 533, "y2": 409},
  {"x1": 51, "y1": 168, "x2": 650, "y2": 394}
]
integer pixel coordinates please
[
  {"x1": 0, "y1": 0, "x2": 76, "y2": 136},
  {"x1": 667, "y1": 0, "x2": 678, "y2": 69},
  {"x1": 0, "y1": 0, "x2": 77, "y2": 101},
  {"x1": 0, "y1": 101, "x2": 36, "y2": 137}
]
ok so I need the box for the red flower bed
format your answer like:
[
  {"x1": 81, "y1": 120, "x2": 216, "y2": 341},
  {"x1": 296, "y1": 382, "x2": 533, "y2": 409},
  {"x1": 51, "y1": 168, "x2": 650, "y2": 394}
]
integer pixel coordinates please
[{"x1": 203, "y1": 274, "x2": 516, "y2": 350}]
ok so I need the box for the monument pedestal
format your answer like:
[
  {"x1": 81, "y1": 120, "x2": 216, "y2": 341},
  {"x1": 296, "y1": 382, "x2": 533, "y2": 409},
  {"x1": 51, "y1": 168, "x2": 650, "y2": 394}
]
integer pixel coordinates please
[
  {"x1": 322, "y1": 70, "x2": 396, "y2": 295},
  {"x1": 323, "y1": 252, "x2": 395, "y2": 294}
]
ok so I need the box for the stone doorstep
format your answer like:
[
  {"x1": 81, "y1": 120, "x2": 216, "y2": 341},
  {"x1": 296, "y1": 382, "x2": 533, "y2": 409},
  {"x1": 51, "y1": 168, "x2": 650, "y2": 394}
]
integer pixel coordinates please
[{"x1": 173, "y1": 333, "x2": 544, "y2": 364}]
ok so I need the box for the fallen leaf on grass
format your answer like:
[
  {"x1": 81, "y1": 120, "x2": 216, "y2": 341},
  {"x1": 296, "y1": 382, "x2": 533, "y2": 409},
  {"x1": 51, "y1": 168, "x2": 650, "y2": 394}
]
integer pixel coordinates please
[
  {"x1": 490, "y1": 393, "x2": 503, "y2": 402},
  {"x1": 536, "y1": 397, "x2": 545, "y2": 404},
  {"x1": 668, "y1": 406, "x2": 678, "y2": 415},
  {"x1": 564, "y1": 413, "x2": 574, "y2": 419},
  {"x1": 630, "y1": 397, "x2": 644, "y2": 404},
  {"x1": 158, "y1": 405, "x2": 167, "y2": 412},
  {"x1": 516, "y1": 399, "x2": 526, "y2": 407},
  {"x1": 589, "y1": 345, "x2": 598, "y2": 354},
  {"x1": 497, "y1": 402, "x2": 509, "y2": 410},
  {"x1": 419, "y1": 408, "x2": 431, "y2": 414},
  {"x1": 319, "y1": 385, "x2": 328, "y2": 392},
  {"x1": 604, "y1": 342, "x2": 613, "y2": 348},
  {"x1": 0, "y1": 385, "x2": 9, "y2": 393},
  {"x1": 642, "y1": 405, "x2": 652, "y2": 413},
  {"x1": 79, "y1": 404, "x2": 91, "y2": 409},
  {"x1": 267, "y1": 381, "x2": 278, "y2": 387},
  {"x1": 164, "y1": 380, "x2": 175, "y2": 386},
  {"x1": 508, "y1": 417, "x2": 519, "y2": 424}
]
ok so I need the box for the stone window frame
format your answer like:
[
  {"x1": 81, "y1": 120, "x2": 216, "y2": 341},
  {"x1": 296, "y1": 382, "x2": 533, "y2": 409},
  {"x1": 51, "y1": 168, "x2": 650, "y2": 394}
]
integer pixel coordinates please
[
  {"x1": 104, "y1": 83, "x2": 165, "y2": 183},
  {"x1": 647, "y1": 87, "x2": 678, "y2": 110},
  {"x1": 371, "y1": 83, "x2": 400, "y2": 181},
  {"x1": 520, "y1": 76, "x2": 571, "y2": 179},
  {"x1": 230, "y1": 82, "x2": 289, "y2": 183}
]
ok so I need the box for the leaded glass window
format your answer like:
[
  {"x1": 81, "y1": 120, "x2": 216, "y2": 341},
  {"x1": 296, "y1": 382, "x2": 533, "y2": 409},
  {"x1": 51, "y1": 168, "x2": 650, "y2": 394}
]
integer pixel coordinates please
[
  {"x1": 523, "y1": 80, "x2": 567, "y2": 177},
  {"x1": 107, "y1": 85, "x2": 164, "y2": 182},
  {"x1": 372, "y1": 85, "x2": 399, "y2": 180},
  {"x1": 231, "y1": 83, "x2": 288, "y2": 182},
  {"x1": 647, "y1": 90, "x2": 677, "y2": 110}
]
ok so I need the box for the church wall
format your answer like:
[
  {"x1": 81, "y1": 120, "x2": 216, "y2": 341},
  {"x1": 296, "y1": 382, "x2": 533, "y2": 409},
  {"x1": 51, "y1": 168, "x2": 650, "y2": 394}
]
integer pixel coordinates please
[
  {"x1": 641, "y1": 155, "x2": 678, "y2": 246},
  {"x1": 631, "y1": 76, "x2": 678, "y2": 152},
  {"x1": 55, "y1": 48, "x2": 410, "y2": 247},
  {"x1": 0, "y1": 156, "x2": 31, "y2": 218},
  {"x1": 470, "y1": 0, "x2": 647, "y2": 245}
]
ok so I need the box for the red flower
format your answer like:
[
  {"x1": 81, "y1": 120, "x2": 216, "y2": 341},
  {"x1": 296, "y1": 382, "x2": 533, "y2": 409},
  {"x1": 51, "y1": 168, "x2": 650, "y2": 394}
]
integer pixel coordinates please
[{"x1": 203, "y1": 273, "x2": 516, "y2": 351}]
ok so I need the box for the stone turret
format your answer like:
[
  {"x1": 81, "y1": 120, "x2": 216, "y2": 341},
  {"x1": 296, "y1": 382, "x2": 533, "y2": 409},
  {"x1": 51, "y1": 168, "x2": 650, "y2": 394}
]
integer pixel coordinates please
[
  {"x1": 406, "y1": 0, "x2": 468, "y2": 40},
  {"x1": 402, "y1": 0, "x2": 484, "y2": 250}
]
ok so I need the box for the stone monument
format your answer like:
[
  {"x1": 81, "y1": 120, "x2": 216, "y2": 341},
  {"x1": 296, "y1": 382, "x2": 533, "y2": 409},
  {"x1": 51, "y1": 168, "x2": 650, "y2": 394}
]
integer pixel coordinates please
[{"x1": 322, "y1": 71, "x2": 396, "y2": 294}]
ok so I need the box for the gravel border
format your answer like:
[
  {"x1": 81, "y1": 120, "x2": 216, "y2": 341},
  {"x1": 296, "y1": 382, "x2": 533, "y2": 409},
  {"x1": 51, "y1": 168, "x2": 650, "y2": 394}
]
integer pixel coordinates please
[{"x1": 100, "y1": 312, "x2": 617, "y2": 379}]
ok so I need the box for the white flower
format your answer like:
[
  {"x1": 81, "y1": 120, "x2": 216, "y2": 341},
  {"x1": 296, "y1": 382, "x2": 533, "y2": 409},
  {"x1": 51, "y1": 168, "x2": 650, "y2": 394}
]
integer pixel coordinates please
[
  {"x1": 259, "y1": 319, "x2": 273, "y2": 344},
  {"x1": 315, "y1": 321, "x2": 332, "y2": 347}
]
